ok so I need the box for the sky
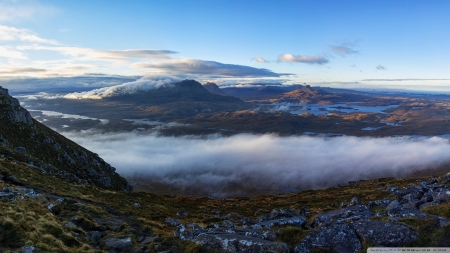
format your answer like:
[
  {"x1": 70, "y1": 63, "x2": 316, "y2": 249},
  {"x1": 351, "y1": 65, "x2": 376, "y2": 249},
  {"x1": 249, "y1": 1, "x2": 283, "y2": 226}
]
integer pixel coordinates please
[{"x1": 1, "y1": 0, "x2": 450, "y2": 92}]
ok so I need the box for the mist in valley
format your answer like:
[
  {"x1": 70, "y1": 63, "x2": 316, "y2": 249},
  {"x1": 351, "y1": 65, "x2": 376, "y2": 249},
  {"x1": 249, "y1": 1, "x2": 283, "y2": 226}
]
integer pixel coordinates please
[{"x1": 61, "y1": 130, "x2": 450, "y2": 197}]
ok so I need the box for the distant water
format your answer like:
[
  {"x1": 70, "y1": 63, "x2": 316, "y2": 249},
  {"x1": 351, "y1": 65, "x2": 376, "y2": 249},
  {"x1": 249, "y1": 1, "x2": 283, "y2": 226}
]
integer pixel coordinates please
[{"x1": 260, "y1": 103, "x2": 399, "y2": 115}]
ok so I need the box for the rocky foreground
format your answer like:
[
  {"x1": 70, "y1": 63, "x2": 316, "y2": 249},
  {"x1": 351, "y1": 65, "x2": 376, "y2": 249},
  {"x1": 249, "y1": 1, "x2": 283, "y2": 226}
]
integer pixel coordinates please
[{"x1": 169, "y1": 175, "x2": 450, "y2": 252}]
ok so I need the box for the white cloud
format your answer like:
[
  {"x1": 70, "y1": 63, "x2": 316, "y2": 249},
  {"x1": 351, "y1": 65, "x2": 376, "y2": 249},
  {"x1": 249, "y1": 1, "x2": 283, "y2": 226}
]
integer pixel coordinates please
[
  {"x1": 134, "y1": 59, "x2": 287, "y2": 77},
  {"x1": 61, "y1": 131, "x2": 450, "y2": 197},
  {"x1": 0, "y1": 25, "x2": 57, "y2": 44},
  {"x1": 18, "y1": 45, "x2": 177, "y2": 63},
  {"x1": 64, "y1": 76, "x2": 180, "y2": 99},
  {"x1": 0, "y1": 45, "x2": 28, "y2": 59},
  {"x1": 278, "y1": 53, "x2": 329, "y2": 64},
  {"x1": 252, "y1": 57, "x2": 269, "y2": 63}
]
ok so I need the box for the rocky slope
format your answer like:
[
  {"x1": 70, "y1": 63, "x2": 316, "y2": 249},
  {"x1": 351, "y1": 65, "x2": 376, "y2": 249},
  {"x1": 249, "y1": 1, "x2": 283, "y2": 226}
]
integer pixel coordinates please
[
  {"x1": 0, "y1": 86, "x2": 130, "y2": 191},
  {"x1": 169, "y1": 176, "x2": 450, "y2": 252}
]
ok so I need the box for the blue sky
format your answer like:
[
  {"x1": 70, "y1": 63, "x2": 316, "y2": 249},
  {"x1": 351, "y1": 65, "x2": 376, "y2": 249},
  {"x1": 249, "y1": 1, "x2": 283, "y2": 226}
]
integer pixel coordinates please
[{"x1": 1, "y1": 0, "x2": 450, "y2": 91}]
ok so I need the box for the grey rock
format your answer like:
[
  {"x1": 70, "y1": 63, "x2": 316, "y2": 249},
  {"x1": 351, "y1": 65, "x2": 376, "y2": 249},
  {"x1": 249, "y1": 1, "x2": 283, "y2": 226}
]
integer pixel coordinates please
[
  {"x1": 47, "y1": 204, "x2": 56, "y2": 212},
  {"x1": 311, "y1": 205, "x2": 373, "y2": 227},
  {"x1": 89, "y1": 231, "x2": 102, "y2": 244},
  {"x1": 208, "y1": 228, "x2": 277, "y2": 241},
  {"x1": 0, "y1": 190, "x2": 16, "y2": 200},
  {"x1": 386, "y1": 200, "x2": 400, "y2": 211},
  {"x1": 431, "y1": 191, "x2": 450, "y2": 203},
  {"x1": 195, "y1": 233, "x2": 290, "y2": 253},
  {"x1": 20, "y1": 245, "x2": 36, "y2": 253},
  {"x1": 174, "y1": 224, "x2": 207, "y2": 240},
  {"x1": 350, "y1": 220, "x2": 418, "y2": 247},
  {"x1": 349, "y1": 197, "x2": 361, "y2": 206},
  {"x1": 141, "y1": 236, "x2": 159, "y2": 244},
  {"x1": 222, "y1": 220, "x2": 236, "y2": 228},
  {"x1": 14, "y1": 146, "x2": 26, "y2": 154},
  {"x1": 104, "y1": 237, "x2": 133, "y2": 253},
  {"x1": 253, "y1": 216, "x2": 307, "y2": 229},
  {"x1": 64, "y1": 221, "x2": 77, "y2": 229},
  {"x1": 176, "y1": 210, "x2": 188, "y2": 216},
  {"x1": 257, "y1": 208, "x2": 298, "y2": 222},
  {"x1": 165, "y1": 218, "x2": 181, "y2": 227},
  {"x1": 294, "y1": 223, "x2": 362, "y2": 253}
]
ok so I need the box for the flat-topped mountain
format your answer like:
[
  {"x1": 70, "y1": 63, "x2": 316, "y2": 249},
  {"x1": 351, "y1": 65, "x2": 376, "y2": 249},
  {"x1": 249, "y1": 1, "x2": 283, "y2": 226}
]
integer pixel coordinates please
[
  {"x1": 105, "y1": 79, "x2": 241, "y2": 105},
  {"x1": 0, "y1": 86, "x2": 130, "y2": 191}
]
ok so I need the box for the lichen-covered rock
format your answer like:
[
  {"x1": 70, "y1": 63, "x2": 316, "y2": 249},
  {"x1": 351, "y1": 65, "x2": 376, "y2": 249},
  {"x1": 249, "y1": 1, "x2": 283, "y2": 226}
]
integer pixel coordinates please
[
  {"x1": 311, "y1": 205, "x2": 374, "y2": 227},
  {"x1": 208, "y1": 228, "x2": 277, "y2": 241},
  {"x1": 195, "y1": 233, "x2": 290, "y2": 253},
  {"x1": 350, "y1": 220, "x2": 418, "y2": 246},
  {"x1": 294, "y1": 223, "x2": 362, "y2": 253},
  {"x1": 252, "y1": 216, "x2": 307, "y2": 229}
]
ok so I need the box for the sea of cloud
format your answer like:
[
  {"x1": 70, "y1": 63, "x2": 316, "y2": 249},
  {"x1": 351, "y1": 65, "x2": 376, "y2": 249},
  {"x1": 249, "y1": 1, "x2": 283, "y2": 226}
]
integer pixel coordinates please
[{"x1": 61, "y1": 130, "x2": 450, "y2": 197}]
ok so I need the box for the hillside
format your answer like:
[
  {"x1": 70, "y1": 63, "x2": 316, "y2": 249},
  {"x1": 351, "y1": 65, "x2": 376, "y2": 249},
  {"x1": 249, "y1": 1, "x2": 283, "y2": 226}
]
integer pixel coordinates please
[
  {"x1": 1, "y1": 86, "x2": 450, "y2": 252},
  {"x1": 0, "y1": 87, "x2": 130, "y2": 191}
]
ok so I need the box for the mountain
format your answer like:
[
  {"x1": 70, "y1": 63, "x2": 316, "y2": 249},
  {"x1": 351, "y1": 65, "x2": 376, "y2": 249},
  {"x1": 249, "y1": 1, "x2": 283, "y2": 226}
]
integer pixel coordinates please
[
  {"x1": 105, "y1": 79, "x2": 241, "y2": 105},
  {"x1": 2, "y1": 86, "x2": 450, "y2": 252},
  {"x1": 25, "y1": 79, "x2": 249, "y2": 121},
  {"x1": 203, "y1": 82, "x2": 228, "y2": 96},
  {"x1": 0, "y1": 86, "x2": 130, "y2": 191}
]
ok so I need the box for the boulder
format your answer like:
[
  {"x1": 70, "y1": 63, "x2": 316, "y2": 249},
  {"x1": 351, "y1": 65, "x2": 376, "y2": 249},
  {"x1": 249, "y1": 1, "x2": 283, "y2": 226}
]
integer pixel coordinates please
[
  {"x1": 311, "y1": 205, "x2": 374, "y2": 227},
  {"x1": 294, "y1": 223, "x2": 362, "y2": 253},
  {"x1": 350, "y1": 220, "x2": 418, "y2": 246},
  {"x1": 208, "y1": 227, "x2": 277, "y2": 241},
  {"x1": 195, "y1": 233, "x2": 290, "y2": 253},
  {"x1": 165, "y1": 218, "x2": 181, "y2": 227},
  {"x1": 103, "y1": 237, "x2": 132, "y2": 252},
  {"x1": 252, "y1": 216, "x2": 307, "y2": 229}
]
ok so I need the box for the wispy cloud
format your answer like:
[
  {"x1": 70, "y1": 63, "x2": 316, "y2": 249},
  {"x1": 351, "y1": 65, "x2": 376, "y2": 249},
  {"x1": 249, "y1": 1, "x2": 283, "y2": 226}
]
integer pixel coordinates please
[
  {"x1": 376, "y1": 65, "x2": 386, "y2": 70},
  {"x1": 0, "y1": 0, "x2": 58, "y2": 22},
  {"x1": 0, "y1": 67, "x2": 45, "y2": 74},
  {"x1": 0, "y1": 25, "x2": 58, "y2": 44},
  {"x1": 277, "y1": 54, "x2": 329, "y2": 64},
  {"x1": 19, "y1": 45, "x2": 177, "y2": 62},
  {"x1": 330, "y1": 45, "x2": 358, "y2": 56},
  {"x1": 252, "y1": 57, "x2": 269, "y2": 63},
  {"x1": 134, "y1": 59, "x2": 288, "y2": 77}
]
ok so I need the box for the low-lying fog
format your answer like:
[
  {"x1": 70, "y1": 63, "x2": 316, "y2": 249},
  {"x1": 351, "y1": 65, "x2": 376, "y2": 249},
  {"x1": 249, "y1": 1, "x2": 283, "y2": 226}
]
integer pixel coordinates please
[{"x1": 62, "y1": 130, "x2": 450, "y2": 197}]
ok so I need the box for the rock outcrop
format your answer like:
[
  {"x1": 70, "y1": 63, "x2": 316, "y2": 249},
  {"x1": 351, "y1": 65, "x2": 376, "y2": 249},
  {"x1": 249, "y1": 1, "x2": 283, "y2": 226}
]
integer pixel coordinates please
[
  {"x1": 170, "y1": 176, "x2": 450, "y2": 253},
  {"x1": 0, "y1": 87, "x2": 33, "y2": 125}
]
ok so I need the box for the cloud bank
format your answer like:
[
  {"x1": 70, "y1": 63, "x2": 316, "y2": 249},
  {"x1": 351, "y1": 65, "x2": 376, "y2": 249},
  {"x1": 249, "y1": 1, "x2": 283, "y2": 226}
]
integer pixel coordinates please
[
  {"x1": 61, "y1": 131, "x2": 450, "y2": 197},
  {"x1": 134, "y1": 59, "x2": 287, "y2": 77},
  {"x1": 64, "y1": 76, "x2": 180, "y2": 99},
  {"x1": 278, "y1": 54, "x2": 329, "y2": 64}
]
